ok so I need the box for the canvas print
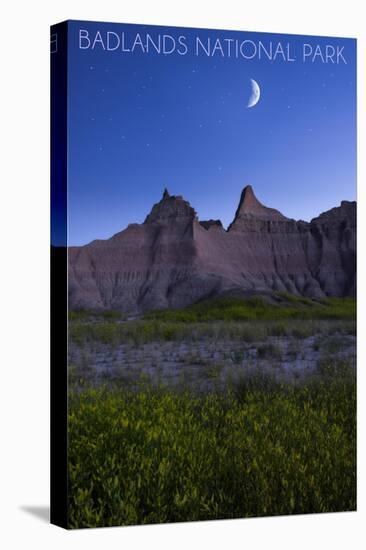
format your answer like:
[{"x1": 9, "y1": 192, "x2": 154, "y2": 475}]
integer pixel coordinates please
[{"x1": 51, "y1": 20, "x2": 356, "y2": 529}]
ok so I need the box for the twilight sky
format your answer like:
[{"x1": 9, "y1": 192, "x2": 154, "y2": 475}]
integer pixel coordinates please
[{"x1": 65, "y1": 20, "x2": 356, "y2": 246}]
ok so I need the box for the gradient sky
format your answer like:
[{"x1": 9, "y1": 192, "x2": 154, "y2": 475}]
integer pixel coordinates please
[{"x1": 65, "y1": 21, "x2": 356, "y2": 246}]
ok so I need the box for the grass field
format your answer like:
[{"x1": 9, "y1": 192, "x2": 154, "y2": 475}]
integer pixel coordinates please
[
  {"x1": 69, "y1": 295, "x2": 355, "y2": 346},
  {"x1": 144, "y1": 294, "x2": 356, "y2": 323},
  {"x1": 68, "y1": 368, "x2": 356, "y2": 528},
  {"x1": 67, "y1": 295, "x2": 356, "y2": 528}
]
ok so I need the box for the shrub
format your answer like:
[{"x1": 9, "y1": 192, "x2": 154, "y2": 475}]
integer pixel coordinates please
[
  {"x1": 143, "y1": 296, "x2": 356, "y2": 323},
  {"x1": 257, "y1": 343, "x2": 282, "y2": 360},
  {"x1": 68, "y1": 373, "x2": 356, "y2": 528}
]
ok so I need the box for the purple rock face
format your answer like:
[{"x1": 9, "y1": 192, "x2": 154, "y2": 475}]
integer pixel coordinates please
[{"x1": 68, "y1": 187, "x2": 356, "y2": 313}]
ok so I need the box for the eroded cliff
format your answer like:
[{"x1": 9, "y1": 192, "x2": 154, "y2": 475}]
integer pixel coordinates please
[{"x1": 68, "y1": 186, "x2": 356, "y2": 312}]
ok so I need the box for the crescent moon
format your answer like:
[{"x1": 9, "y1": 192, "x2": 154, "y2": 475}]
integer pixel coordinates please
[{"x1": 247, "y1": 78, "x2": 260, "y2": 108}]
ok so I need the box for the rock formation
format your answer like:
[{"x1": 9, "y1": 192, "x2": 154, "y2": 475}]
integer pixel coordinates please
[{"x1": 68, "y1": 186, "x2": 356, "y2": 312}]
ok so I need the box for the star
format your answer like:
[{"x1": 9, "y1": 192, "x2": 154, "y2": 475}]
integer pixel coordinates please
[{"x1": 89, "y1": 65, "x2": 94, "y2": 71}]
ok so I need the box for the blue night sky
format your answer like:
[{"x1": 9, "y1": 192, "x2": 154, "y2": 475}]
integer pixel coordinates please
[{"x1": 66, "y1": 20, "x2": 356, "y2": 246}]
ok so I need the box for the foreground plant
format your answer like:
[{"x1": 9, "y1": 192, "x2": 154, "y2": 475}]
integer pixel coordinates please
[{"x1": 68, "y1": 371, "x2": 356, "y2": 528}]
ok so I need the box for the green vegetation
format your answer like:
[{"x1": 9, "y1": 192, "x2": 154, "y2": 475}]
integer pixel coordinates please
[
  {"x1": 69, "y1": 317, "x2": 354, "y2": 346},
  {"x1": 68, "y1": 369, "x2": 356, "y2": 528},
  {"x1": 144, "y1": 295, "x2": 356, "y2": 323},
  {"x1": 69, "y1": 309, "x2": 124, "y2": 322},
  {"x1": 68, "y1": 296, "x2": 355, "y2": 346},
  {"x1": 67, "y1": 294, "x2": 356, "y2": 528}
]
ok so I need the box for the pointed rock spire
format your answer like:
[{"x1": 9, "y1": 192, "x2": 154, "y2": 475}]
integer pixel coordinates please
[
  {"x1": 231, "y1": 185, "x2": 287, "y2": 225},
  {"x1": 237, "y1": 185, "x2": 262, "y2": 213},
  {"x1": 144, "y1": 190, "x2": 197, "y2": 224}
]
